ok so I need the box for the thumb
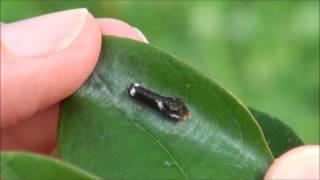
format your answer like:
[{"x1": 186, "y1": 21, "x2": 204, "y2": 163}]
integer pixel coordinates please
[{"x1": 1, "y1": 8, "x2": 101, "y2": 127}]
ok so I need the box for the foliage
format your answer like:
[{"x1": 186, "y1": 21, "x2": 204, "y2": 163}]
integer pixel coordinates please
[{"x1": 1, "y1": 0, "x2": 318, "y2": 144}]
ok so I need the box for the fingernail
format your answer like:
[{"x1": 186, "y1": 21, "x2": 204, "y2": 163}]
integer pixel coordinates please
[
  {"x1": 133, "y1": 27, "x2": 149, "y2": 43},
  {"x1": 1, "y1": 8, "x2": 88, "y2": 57}
]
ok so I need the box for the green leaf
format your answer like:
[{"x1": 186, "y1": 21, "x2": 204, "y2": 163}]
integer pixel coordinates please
[
  {"x1": 0, "y1": 152, "x2": 101, "y2": 179},
  {"x1": 250, "y1": 108, "x2": 304, "y2": 158},
  {"x1": 58, "y1": 36, "x2": 273, "y2": 179}
]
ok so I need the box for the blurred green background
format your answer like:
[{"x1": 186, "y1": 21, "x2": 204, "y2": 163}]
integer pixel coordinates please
[{"x1": 1, "y1": 1, "x2": 319, "y2": 143}]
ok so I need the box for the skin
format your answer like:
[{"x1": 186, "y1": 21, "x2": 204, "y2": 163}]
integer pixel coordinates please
[
  {"x1": 0, "y1": 9, "x2": 319, "y2": 179},
  {"x1": 1, "y1": 8, "x2": 148, "y2": 153}
]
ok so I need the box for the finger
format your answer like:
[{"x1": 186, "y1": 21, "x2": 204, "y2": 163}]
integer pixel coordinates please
[
  {"x1": 1, "y1": 11, "x2": 150, "y2": 153},
  {"x1": 264, "y1": 145, "x2": 320, "y2": 179},
  {"x1": 1, "y1": 8, "x2": 101, "y2": 127},
  {"x1": 97, "y1": 18, "x2": 148, "y2": 43},
  {"x1": 1, "y1": 104, "x2": 59, "y2": 154}
]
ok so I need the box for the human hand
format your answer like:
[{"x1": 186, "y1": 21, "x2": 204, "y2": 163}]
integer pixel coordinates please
[
  {"x1": 1, "y1": 8, "x2": 318, "y2": 180},
  {"x1": 264, "y1": 145, "x2": 319, "y2": 179},
  {"x1": 0, "y1": 8, "x2": 148, "y2": 154}
]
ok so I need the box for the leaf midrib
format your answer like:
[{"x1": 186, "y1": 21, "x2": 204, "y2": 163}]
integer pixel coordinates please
[
  {"x1": 87, "y1": 83, "x2": 190, "y2": 179},
  {"x1": 132, "y1": 121, "x2": 189, "y2": 179}
]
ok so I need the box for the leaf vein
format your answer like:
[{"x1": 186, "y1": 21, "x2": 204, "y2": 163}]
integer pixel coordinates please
[{"x1": 132, "y1": 122, "x2": 190, "y2": 179}]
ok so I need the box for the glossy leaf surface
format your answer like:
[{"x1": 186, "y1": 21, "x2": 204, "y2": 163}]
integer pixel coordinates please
[
  {"x1": 0, "y1": 152, "x2": 100, "y2": 179},
  {"x1": 250, "y1": 108, "x2": 304, "y2": 158},
  {"x1": 58, "y1": 37, "x2": 273, "y2": 179}
]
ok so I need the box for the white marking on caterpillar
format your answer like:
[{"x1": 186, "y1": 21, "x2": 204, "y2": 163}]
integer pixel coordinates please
[
  {"x1": 129, "y1": 83, "x2": 140, "y2": 96},
  {"x1": 129, "y1": 87, "x2": 136, "y2": 96},
  {"x1": 169, "y1": 113, "x2": 180, "y2": 119},
  {"x1": 156, "y1": 100, "x2": 164, "y2": 110}
]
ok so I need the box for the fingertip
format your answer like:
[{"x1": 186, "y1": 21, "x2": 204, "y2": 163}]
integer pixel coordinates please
[
  {"x1": 1, "y1": 9, "x2": 101, "y2": 127},
  {"x1": 132, "y1": 27, "x2": 149, "y2": 43},
  {"x1": 2, "y1": 8, "x2": 90, "y2": 58},
  {"x1": 97, "y1": 18, "x2": 148, "y2": 43},
  {"x1": 264, "y1": 145, "x2": 320, "y2": 179}
]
